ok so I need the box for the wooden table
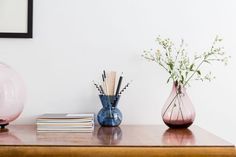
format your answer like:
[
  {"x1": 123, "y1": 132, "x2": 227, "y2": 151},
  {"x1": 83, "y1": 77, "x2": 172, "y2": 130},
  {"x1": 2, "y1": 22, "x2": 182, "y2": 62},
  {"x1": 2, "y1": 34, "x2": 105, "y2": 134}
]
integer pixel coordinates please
[{"x1": 0, "y1": 125, "x2": 235, "y2": 157}]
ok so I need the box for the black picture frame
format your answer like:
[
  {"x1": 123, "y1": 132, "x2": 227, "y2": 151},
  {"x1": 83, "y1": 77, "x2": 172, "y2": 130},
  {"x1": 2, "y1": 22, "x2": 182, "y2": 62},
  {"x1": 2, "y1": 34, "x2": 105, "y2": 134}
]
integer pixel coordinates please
[{"x1": 0, "y1": 0, "x2": 33, "y2": 38}]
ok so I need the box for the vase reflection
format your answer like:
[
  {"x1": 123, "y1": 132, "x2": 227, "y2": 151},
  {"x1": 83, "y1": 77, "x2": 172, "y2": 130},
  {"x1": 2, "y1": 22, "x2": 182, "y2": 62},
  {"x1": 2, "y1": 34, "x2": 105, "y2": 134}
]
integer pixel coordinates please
[
  {"x1": 162, "y1": 128, "x2": 195, "y2": 145},
  {"x1": 0, "y1": 129, "x2": 22, "y2": 144},
  {"x1": 97, "y1": 127, "x2": 122, "y2": 144}
]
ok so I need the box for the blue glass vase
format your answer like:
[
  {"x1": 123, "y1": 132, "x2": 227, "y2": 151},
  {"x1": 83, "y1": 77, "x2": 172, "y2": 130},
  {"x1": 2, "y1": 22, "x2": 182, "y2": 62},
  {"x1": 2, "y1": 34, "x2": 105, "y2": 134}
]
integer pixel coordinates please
[{"x1": 97, "y1": 95, "x2": 122, "y2": 127}]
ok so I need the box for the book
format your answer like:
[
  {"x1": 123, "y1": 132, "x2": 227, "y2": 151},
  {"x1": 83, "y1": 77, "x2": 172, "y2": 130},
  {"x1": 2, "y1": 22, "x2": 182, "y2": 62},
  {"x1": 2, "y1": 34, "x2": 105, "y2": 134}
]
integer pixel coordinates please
[{"x1": 36, "y1": 113, "x2": 94, "y2": 132}]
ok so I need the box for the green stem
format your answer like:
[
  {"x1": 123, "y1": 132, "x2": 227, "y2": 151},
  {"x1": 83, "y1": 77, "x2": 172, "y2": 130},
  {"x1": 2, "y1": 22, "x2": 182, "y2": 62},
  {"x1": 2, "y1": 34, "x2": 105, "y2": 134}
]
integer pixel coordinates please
[
  {"x1": 183, "y1": 59, "x2": 205, "y2": 87},
  {"x1": 169, "y1": 98, "x2": 177, "y2": 121},
  {"x1": 177, "y1": 94, "x2": 185, "y2": 122},
  {"x1": 158, "y1": 61, "x2": 175, "y2": 82},
  {"x1": 174, "y1": 40, "x2": 184, "y2": 64},
  {"x1": 162, "y1": 93, "x2": 179, "y2": 117}
]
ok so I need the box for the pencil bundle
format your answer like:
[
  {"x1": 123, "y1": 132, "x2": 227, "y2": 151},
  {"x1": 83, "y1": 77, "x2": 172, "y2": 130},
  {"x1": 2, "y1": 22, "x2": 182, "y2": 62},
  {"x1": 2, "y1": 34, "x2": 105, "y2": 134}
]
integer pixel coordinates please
[{"x1": 93, "y1": 70, "x2": 131, "y2": 97}]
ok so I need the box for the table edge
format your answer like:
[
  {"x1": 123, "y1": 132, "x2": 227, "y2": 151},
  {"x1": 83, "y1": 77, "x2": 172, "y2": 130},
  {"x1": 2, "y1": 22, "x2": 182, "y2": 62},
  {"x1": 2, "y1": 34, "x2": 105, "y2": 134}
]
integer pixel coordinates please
[{"x1": 0, "y1": 146, "x2": 235, "y2": 157}]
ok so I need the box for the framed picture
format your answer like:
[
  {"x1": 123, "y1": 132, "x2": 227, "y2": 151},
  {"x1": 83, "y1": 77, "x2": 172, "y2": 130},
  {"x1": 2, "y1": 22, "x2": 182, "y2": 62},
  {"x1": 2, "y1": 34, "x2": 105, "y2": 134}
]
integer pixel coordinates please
[{"x1": 0, "y1": 0, "x2": 33, "y2": 38}]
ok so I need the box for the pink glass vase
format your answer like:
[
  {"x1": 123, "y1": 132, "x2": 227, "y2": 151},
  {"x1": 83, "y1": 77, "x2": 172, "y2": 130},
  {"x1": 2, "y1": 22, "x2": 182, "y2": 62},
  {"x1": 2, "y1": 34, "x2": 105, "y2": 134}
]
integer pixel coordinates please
[
  {"x1": 162, "y1": 82, "x2": 195, "y2": 128},
  {"x1": 0, "y1": 63, "x2": 26, "y2": 129}
]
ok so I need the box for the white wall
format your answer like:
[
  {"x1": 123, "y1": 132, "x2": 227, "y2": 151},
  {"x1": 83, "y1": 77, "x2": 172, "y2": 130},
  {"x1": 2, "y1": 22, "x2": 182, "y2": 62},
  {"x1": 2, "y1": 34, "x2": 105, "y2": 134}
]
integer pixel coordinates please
[{"x1": 0, "y1": 0, "x2": 236, "y2": 144}]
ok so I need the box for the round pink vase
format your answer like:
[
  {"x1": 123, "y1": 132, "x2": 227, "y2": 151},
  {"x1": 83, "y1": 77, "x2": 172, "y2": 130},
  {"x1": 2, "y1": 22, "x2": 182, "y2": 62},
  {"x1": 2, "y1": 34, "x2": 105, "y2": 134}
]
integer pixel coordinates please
[
  {"x1": 0, "y1": 63, "x2": 26, "y2": 128},
  {"x1": 162, "y1": 82, "x2": 195, "y2": 128}
]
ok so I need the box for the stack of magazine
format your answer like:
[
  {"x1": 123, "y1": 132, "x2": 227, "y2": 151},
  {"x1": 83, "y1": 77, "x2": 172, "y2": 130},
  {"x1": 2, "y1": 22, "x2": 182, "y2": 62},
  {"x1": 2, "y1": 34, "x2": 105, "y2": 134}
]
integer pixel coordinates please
[{"x1": 36, "y1": 113, "x2": 94, "y2": 132}]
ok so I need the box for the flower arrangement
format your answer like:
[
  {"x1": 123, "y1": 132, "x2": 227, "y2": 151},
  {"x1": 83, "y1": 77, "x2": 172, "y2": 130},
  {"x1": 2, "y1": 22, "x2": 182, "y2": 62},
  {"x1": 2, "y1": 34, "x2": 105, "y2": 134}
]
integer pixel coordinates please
[
  {"x1": 142, "y1": 36, "x2": 230, "y2": 87},
  {"x1": 142, "y1": 36, "x2": 230, "y2": 128}
]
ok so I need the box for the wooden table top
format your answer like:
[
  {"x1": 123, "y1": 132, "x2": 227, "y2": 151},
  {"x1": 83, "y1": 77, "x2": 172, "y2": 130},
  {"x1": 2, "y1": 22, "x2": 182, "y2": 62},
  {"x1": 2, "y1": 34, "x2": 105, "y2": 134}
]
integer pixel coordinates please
[{"x1": 0, "y1": 125, "x2": 233, "y2": 147}]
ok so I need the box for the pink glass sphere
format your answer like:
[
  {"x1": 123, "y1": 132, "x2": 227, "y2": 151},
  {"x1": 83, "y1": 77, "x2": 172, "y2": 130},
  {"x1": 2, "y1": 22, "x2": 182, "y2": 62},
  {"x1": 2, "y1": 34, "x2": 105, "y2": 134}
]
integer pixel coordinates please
[{"x1": 0, "y1": 63, "x2": 26, "y2": 127}]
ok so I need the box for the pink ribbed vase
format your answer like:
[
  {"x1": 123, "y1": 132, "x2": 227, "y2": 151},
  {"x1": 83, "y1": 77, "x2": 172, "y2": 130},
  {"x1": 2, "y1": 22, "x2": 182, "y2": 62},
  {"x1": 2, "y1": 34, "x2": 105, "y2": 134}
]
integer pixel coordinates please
[
  {"x1": 162, "y1": 82, "x2": 195, "y2": 128},
  {"x1": 0, "y1": 63, "x2": 26, "y2": 129}
]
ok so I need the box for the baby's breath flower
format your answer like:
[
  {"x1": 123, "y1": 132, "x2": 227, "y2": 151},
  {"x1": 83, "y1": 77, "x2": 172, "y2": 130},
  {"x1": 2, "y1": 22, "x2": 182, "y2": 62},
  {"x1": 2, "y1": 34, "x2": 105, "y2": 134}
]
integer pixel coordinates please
[{"x1": 142, "y1": 36, "x2": 230, "y2": 87}]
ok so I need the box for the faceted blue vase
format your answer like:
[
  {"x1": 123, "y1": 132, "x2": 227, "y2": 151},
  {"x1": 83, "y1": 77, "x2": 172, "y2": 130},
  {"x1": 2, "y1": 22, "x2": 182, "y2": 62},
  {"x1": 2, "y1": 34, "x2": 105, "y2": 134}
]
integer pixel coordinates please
[{"x1": 97, "y1": 95, "x2": 122, "y2": 127}]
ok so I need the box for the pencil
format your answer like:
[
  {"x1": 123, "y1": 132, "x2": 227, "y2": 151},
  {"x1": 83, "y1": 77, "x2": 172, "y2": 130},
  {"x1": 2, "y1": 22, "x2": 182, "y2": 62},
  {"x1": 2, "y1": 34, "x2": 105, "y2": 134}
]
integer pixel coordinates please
[
  {"x1": 119, "y1": 80, "x2": 132, "y2": 95},
  {"x1": 115, "y1": 73, "x2": 123, "y2": 96}
]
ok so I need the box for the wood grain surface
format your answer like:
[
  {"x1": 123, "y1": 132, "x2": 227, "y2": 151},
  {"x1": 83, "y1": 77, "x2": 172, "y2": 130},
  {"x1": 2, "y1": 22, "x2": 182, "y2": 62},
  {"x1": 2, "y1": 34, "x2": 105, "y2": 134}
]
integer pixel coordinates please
[
  {"x1": 0, "y1": 146, "x2": 235, "y2": 157},
  {"x1": 0, "y1": 125, "x2": 235, "y2": 157}
]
